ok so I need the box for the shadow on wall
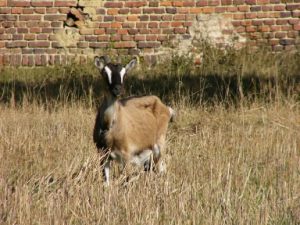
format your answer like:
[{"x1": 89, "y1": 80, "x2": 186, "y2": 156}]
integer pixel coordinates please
[{"x1": 0, "y1": 71, "x2": 299, "y2": 107}]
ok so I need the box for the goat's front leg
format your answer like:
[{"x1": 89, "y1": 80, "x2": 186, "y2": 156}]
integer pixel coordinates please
[{"x1": 100, "y1": 153, "x2": 112, "y2": 186}]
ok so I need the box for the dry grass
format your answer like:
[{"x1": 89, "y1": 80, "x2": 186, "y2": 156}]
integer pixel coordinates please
[
  {"x1": 0, "y1": 48, "x2": 300, "y2": 224},
  {"x1": 0, "y1": 98, "x2": 299, "y2": 225}
]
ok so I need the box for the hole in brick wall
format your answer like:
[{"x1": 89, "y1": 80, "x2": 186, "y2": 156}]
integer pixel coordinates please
[{"x1": 64, "y1": 4, "x2": 89, "y2": 28}]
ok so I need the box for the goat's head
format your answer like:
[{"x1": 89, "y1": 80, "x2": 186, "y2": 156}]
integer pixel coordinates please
[{"x1": 94, "y1": 56, "x2": 137, "y2": 98}]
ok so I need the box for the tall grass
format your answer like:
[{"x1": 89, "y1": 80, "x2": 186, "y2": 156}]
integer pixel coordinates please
[{"x1": 0, "y1": 47, "x2": 299, "y2": 224}]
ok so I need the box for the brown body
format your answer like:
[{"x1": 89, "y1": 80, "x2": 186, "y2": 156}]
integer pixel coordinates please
[{"x1": 95, "y1": 95, "x2": 172, "y2": 161}]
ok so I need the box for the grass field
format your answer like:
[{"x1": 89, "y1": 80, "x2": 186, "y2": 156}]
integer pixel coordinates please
[{"x1": 0, "y1": 48, "x2": 300, "y2": 224}]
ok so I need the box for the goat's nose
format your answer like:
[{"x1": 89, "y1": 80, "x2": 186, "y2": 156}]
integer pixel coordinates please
[{"x1": 112, "y1": 85, "x2": 122, "y2": 96}]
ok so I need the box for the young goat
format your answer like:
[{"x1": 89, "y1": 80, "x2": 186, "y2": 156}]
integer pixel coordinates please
[{"x1": 93, "y1": 56, "x2": 175, "y2": 185}]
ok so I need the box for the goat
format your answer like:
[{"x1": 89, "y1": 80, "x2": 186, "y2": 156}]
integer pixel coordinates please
[{"x1": 93, "y1": 56, "x2": 175, "y2": 185}]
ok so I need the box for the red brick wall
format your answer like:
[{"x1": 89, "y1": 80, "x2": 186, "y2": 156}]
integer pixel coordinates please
[{"x1": 0, "y1": 0, "x2": 299, "y2": 66}]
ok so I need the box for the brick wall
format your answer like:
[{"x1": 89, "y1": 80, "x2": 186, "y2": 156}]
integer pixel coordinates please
[{"x1": 0, "y1": 0, "x2": 299, "y2": 66}]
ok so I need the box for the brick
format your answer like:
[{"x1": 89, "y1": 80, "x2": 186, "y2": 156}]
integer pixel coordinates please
[
  {"x1": 28, "y1": 41, "x2": 50, "y2": 47},
  {"x1": 51, "y1": 21, "x2": 63, "y2": 27},
  {"x1": 30, "y1": 28, "x2": 41, "y2": 33},
  {"x1": 238, "y1": 5, "x2": 249, "y2": 12},
  {"x1": 130, "y1": 8, "x2": 142, "y2": 14},
  {"x1": 104, "y1": 16, "x2": 114, "y2": 22},
  {"x1": 149, "y1": 2, "x2": 159, "y2": 7},
  {"x1": 138, "y1": 41, "x2": 160, "y2": 48},
  {"x1": 183, "y1": 1, "x2": 195, "y2": 7},
  {"x1": 99, "y1": 23, "x2": 111, "y2": 28},
  {"x1": 89, "y1": 42, "x2": 108, "y2": 48},
  {"x1": 94, "y1": 29, "x2": 105, "y2": 35},
  {"x1": 139, "y1": 28, "x2": 150, "y2": 34},
  {"x1": 174, "y1": 27, "x2": 187, "y2": 33},
  {"x1": 273, "y1": 5, "x2": 285, "y2": 11},
  {"x1": 160, "y1": 22, "x2": 170, "y2": 28},
  {"x1": 166, "y1": 7, "x2": 177, "y2": 14},
  {"x1": 24, "y1": 34, "x2": 35, "y2": 40},
  {"x1": 98, "y1": 36, "x2": 110, "y2": 41},
  {"x1": 137, "y1": 22, "x2": 148, "y2": 28},
  {"x1": 162, "y1": 15, "x2": 173, "y2": 21},
  {"x1": 196, "y1": 0, "x2": 208, "y2": 6},
  {"x1": 128, "y1": 29, "x2": 138, "y2": 35},
  {"x1": 6, "y1": 41, "x2": 27, "y2": 48},
  {"x1": 8, "y1": 1, "x2": 30, "y2": 7},
  {"x1": 162, "y1": 28, "x2": 174, "y2": 34},
  {"x1": 107, "y1": 9, "x2": 119, "y2": 15},
  {"x1": 177, "y1": 8, "x2": 190, "y2": 13},
  {"x1": 31, "y1": 1, "x2": 53, "y2": 7},
  {"x1": 85, "y1": 35, "x2": 97, "y2": 42},
  {"x1": 19, "y1": 15, "x2": 41, "y2": 21},
  {"x1": 215, "y1": 7, "x2": 226, "y2": 13},
  {"x1": 250, "y1": 5, "x2": 261, "y2": 12},
  {"x1": 150, "y1": 15, "x2": 161, "y2": 21},
  {"x1": 12, "y1": 34, "x2": 23, "y2": 40},
  {"x1": 289, "y1": 18, "x2": 299, "y2": 25},
  {"x1": 0, "y1": 15, "x2": 17, "y2": 21},
  {"x1": 6, "y1": 28, "x2": 16, "y2": 34},
  {"x1": 54, "y1": 1, "x2": 77, "y2": 7},
  {"x1": 245, "y1": 12, "x2": 257, "y2": 19},
  {"x1": 286, "y1": 4, "x2": 300, "y2": 11},
  {"x1": 11, "y1": 7, "x2": 22, "y2": 14},
  {"x1": 35, "y1": 8, "x2": 46, "y2": 14},
  {"x1": 10, "y1": 55, "x2": 22, "y2": 66},
  {"x1": 127, "y1": 15, "x2": 139, "y2": 21},
  {"x1": 276, "y1": 19, "x2": 288, "y2": 25},
  {"x1": 114, "y1": 41, "x2": 136, "y2": 48},
  {"x1": 123, "y1": 23, "x2": 135, "y2": 28},
  {"x1": 173, "y1": 14, "x2": 186, "y2": 20},
  {"x1": 46, "y1": 8, "x2": 58, "y2": 13},
  {"x1": 17, "y1": 28, "x2": 28, "y2": 33},
  {"x1": 37, "y1": 34, "x2": 48, "y2": 40},
  {"x1": 280, "y1": 11, "x2": 291, "y2": 18},
  {"x1": 0, "y1": 0, "x2": 7, "y2": 7},
  {"x1": 275, "y1": 32, "x2": 286, "y2": 38},
  {"x1": 148, "y1": 22, "x2": 158, "y2": 28},
  {"x1": 140, "y1": 15, "x2": 149, "y2": 21},
  {"x1": 110, "y1": 22, "x2": 121, "y2": 28},
  {"x1": 23, "y1": 8, "x2": 34, "y2": 14},
  {"x1": 222, "y1": 0, "x2": 232, "y2": 4},
  {"x1": 160, "y1": 1, "x2": 172, "y2": 6},
  {"x1": 118, "y1": 8, "x2": 129, "y2": 14},
  {"x1": 146, "y1": 35, "x2": 157, "y2": 41},
  {"x1": 106, "y1": 28, "x2": 117, "y2": 34},
  {"x1": 0, "y1": 8, "x2": 11, "y2": 14},
  {"x1": 153, "y1": 8, "x2": 165, "y2": 14},
  {"x1": 171, "y1": 22, "x2": 183, "y2": 27},
  {"x1": 104, "y1": 2, "x2": 123, "y2": 8},
  {"x1": 134, "y1": 35, "x2": 146, "y2": 41},
  {"x1": 150, "y1": 28, "x2": 160, "y2": 34},
  {"x1": 121, "y1": 35, "x2": 133, "y2": 41},
  {"x1": 125, "y1": 1, "x2": 147, "y2": 7},
  {"x1": 190, "y1": 8, "x2": 203, "y2": 13},
  {"x1": 245, "y1": 0, "x2": 256, "y2": 4},
  {"x1": 44, "y1": 15, "x2": 66, "y2": 21}
]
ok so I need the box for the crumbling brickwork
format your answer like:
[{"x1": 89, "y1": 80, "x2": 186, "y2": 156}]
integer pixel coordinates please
[{"x1": 0, "y1": 0, "x2": 299, "y2": 66}]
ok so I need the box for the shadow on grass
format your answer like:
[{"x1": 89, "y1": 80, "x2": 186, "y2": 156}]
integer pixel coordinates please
[{"x1": 0, "y1": 71, "x2": 299, "y2": 107}]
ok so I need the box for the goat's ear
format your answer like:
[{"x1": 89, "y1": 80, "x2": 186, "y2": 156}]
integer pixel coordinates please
[
  {"x1": 94, "y1": 56, "x2": 105, "y2": 70},
  {"x1": 125, "y1": 57, "x2": 137, "y2": 72}
]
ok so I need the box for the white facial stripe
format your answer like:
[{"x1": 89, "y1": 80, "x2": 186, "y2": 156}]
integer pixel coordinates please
[
  {"x1": 120, "y1": 68, "x2": 126, "y2": 83},
  {"x1": 104, "y1": 66, "x2": 112, "y2": 84}
]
